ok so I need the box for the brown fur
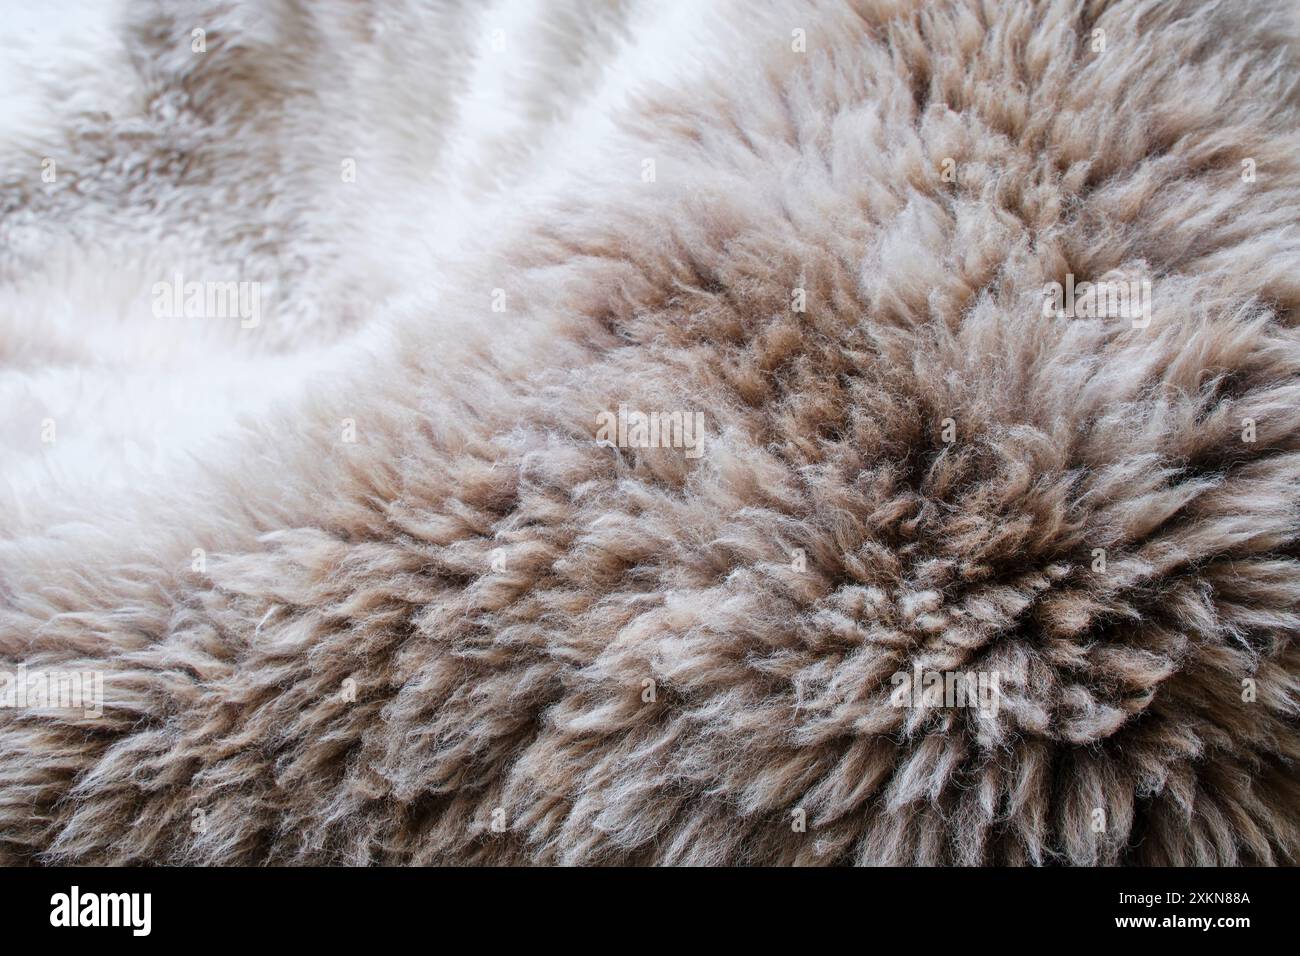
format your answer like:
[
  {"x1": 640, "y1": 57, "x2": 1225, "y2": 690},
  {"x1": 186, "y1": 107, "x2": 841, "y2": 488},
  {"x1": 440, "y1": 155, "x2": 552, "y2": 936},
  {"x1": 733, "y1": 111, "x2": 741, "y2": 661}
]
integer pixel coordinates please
[{"x1": 2, "y1": 0, "x2": 1300, "y2": 864}]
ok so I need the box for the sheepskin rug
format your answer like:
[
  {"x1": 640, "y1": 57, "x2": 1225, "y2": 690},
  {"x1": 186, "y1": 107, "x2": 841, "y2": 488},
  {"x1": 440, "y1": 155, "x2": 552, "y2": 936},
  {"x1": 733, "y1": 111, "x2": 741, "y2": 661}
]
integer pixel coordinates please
[{"x1": 2, "y1": 0, "x2": 1299, "y2": 866}]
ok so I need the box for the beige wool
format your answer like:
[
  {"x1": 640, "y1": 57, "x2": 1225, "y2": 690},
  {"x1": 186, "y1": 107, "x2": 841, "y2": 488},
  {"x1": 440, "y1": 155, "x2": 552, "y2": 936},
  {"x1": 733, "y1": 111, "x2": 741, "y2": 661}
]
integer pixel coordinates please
[{"x1": 1, "y1": 0, "x2": 1299, "y2": 865}]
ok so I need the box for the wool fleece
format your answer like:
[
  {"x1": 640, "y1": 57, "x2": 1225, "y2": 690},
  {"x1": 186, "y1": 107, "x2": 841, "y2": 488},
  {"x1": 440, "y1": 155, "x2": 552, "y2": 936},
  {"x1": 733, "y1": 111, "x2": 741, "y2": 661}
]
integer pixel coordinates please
[{"x1": 1, "y1": 0, "x2": 1299, "y2": 866}]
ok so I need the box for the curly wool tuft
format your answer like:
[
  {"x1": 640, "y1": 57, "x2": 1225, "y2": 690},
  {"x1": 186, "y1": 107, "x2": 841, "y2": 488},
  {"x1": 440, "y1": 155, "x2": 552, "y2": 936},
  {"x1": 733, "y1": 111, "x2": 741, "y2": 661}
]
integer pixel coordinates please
[{"x1": 2, "y1": 0, "x2": 1300, "y2": 865}]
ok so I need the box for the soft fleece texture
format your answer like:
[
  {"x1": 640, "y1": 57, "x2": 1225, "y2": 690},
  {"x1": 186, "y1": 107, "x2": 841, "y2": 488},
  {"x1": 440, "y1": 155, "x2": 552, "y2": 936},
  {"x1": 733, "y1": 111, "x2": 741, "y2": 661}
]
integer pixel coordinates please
[{"x1": 2, "y1": 0, "x2": 1300, "y2": 865}]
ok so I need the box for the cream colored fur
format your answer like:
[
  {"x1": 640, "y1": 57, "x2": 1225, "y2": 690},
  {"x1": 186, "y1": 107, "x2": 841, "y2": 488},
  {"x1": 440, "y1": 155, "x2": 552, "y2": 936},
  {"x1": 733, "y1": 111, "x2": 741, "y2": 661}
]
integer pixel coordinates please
[{"x1": 1, "y1": 0, "x2": 1299, "y2": 865}]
